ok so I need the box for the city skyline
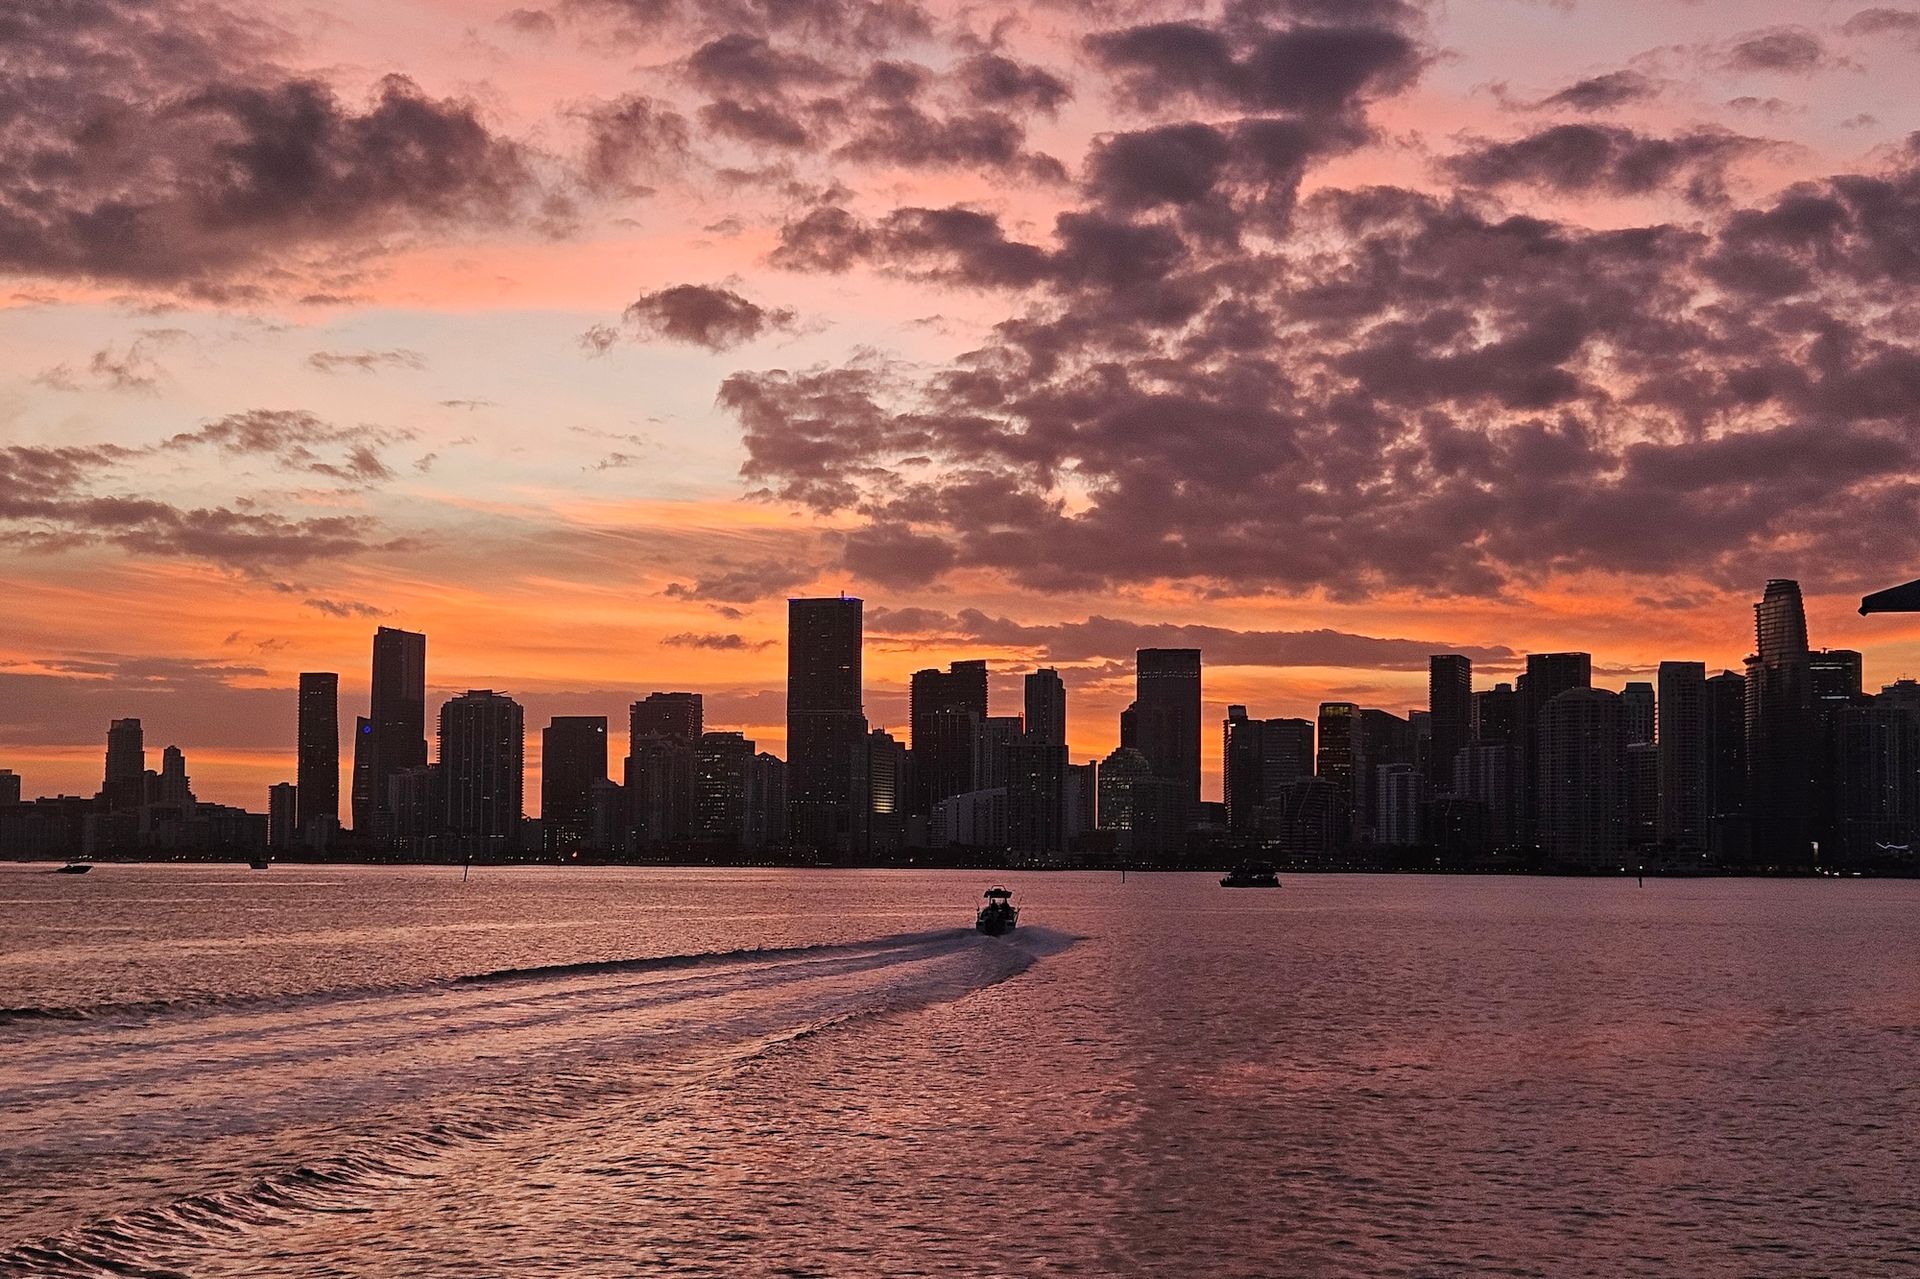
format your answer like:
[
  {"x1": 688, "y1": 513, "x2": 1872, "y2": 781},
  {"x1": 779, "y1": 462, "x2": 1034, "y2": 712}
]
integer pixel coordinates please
[{"x1": 9, "y1": 0, "x2": 1920, "y2": 812}]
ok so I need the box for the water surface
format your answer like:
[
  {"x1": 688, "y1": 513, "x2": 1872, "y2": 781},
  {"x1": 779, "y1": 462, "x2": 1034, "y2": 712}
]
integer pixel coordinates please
[{"x1": 3, "y1": 865, "x2": 1917, "y2": 1277}]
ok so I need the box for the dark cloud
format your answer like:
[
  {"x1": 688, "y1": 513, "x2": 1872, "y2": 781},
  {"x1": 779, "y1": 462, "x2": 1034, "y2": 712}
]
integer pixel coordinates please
[
  {"x1": 574, "y1": 95, "x2": 690, "y2": 193},
  {"x1": 725, "y1": 142, "x2": 1920, "y2": 599},
  {"x1": 1843, "y1": 8, "x2": 1920, "y2": 41},
  {"x1": 686, "y1": 33, "x2": 843, "y2": 93},
  {"x1": 1086, "y1": 17, "x2": 1425, "y2": 117},
  {"x1": 663, "y1": 556, "x2": 819, "y2": 603},
  {"x1": 162, "y1": 409, "x2": 413, "y2": 485},
  {"x1": 1446, "y1": 125, "x2": 1767, "y2": 205},
  {"x1": 956, "y1": 53, "x2": 1073, "y2": 114},
  {"x1": 303, "y1": 597, "x2": 390, "y2": 618},
  {"x1": 592, "y1": 283, "x2": 797, "y2": 351},
  {"x1": 865, "y1": 607, "x2": 1516, "y2": 669},
  {"x1": 1533, "y1": 70, "x2": 1662, "y2": 112},
  {"x1": 306, "y1": 349, "x2": 427, "y2": 374},
  {"x1": 661, "y1": 632, "x2": 775, "y2": 650},
  {"x1": 0, "y1": 0, "x2": 537, "y2": 288},
  {"x1": 1723, "y1": 27, "x2": 1834, "y2": 74}
]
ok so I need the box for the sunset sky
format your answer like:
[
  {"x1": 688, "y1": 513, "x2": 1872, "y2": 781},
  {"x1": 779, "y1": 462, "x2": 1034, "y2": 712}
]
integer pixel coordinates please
[{"x1": 6, "y1": 0, "x2": 1920, "y2": 810}]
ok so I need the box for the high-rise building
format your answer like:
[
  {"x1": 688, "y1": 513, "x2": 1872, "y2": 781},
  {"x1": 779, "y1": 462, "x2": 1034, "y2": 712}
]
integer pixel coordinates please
[
  {"x1": 1376, "y1": 763, "x2": 1422, "y2": 846},
  {"x1": 1830, "y1": 700, "x2": 1919, "y2": 864},
  {"x1": 1622, "y1": 682, "x2": 1655, "y2": 746},
  {"x1": 542, "y1": 716, "x2": 608, "y2": 854},
  {"x1": 368, "y1": 627, "x2": 427, "y2": 837},
  {"x1": 0, "y1": 769, "x2": 19, "y2": 806},
  {"x1": 1476, "y1": 682, "x2": 1520, "y2": 746},
  {"x1": 439, "y1": 690, "x2": 523, "y2": 855},
  {"x1": 693, "y1": 731, "x2": 755, "y2": 846},
  {"x1": 1025, "y1": 668, "x2": 1067, "y2": 749},
  {"x1": 1096, "y1": 745, "x2": 1183, "y2": 856},
  {"x1": 1357, "y1": 709, "x2": 1415, "y2": 842},
  {"x1": 975, "y1": 715, "x2": 1022, "y2": 791},
  {"x1": 630, "y1": 692, "x2": 703, "y2": 742},
  {"x1": 1745, "y1": 580, "x2": 1812, "y2": 865},
  {"x1": 910, "y1": 660, "x2": 988, "y2": 815},
  {"x1": 744, "y1": 752, "x2": 787, "y2": 850},
  {"x1": 155, "y1": 745, "x2": 193, "y2": 809},
  {"x1": 1428, "y1": 656, "x2": 1472, "y2": 794},
  {"x1": 1656, "y1": 661, "x2": 1708, "y2": 849},
  {"x1": 1455, "y1": 741, "x2": 1513, "y2": 845},
  {"x1": 350, "y1": 715, "x2": 374, "y2": 833},
  {"x1": 1135, "y1": 649, "x2": 1201, "y2": 818},
  {"x1": 1625, "y1": 742, "x2": 1659, "y2": 848},
  {"x1": 1519, "y1": 653, "x2": 1592, "y2": 842},
  {"x1": 296, "y1": 672, "x2": 339, "y2": 841},
  {"x1": 103, "y1": 717, "x2": 145, "y2": 812},
  {"x1": 1316, "y1": 702, "x2": 1358, "y2": 845},
  {"x1": 787, "y1": 596, "x2": 866, "y2": 855},
  {"x1": 627, "y1": 735, "x2": 694, "y2": 848},
  {"x1": 864, "y1": 727, "x2": 908, "y2": 854},
  {"x1": 1537, "y1": 687, "x2": 1626, "y2": 868},
  {"x1": 267, "y1": 782, "x2": 298, "y2": 849},
  {"x1": 1008, "y1": 730, "x2": 1070, "y2": 855}
]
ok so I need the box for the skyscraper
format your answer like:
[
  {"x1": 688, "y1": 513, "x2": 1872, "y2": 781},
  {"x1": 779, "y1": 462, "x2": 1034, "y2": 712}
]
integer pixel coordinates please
[
  {"x1": 267, "y1": 781, "x2": 298, "y2": 850},
  {"x1": 630, "y1": 692, "x2": 703, "y2": 742},
  {"x1": 297, "y1": 672, "x2": 339, "y2": 841},
  {"x1": 103, "y1": 717, "x2": 145, "y2": 812},
  {"x1": 1538, "y1": 687, "x2": 1626, "y2": 868},
  {"x1": 1428, "y1": 655, "x2": 1472, "y2": 794},
  {"x1": 1519, "y1": 652, "x2": 1592, "y2": 841},
  {"x1": 1745, "y1": 579, "x2": 1812, "y2": 865},
  {"x1": 369, "y1": 627, "x2": 427, "y2": 837},
  {"x1": 1135, "y1": 649, "x2": 1201, "y2": 819},
  {"x1": 693, "y1": 731, "x2": 755, "y2": 846},
  {"x1": 155, "y1": 745, "x2": 192, "y2": 808},
  {"x1": 1025, "y1": 667, "x2": 1067, "y2": 749},
  {"x1": 1656, "y1": 661, "x2": 1708, "y2": 848},
  {"x1": 350, "y1": 716, "x2": 374, "y2": 833},
  {"x1": 1622, "y1": 682, "x2": 1655, "y2": 746},
  {"x1": 0, "y1": 769, "x2": 19, "y2": 806},
  {"x1": 1705, "y1": 669, "x2": 1747, "y2": 835},
  {"x1": 910, "y1": 660, "x2": 988, "y2": 815},
  {"x1": 1316, "y1": 702, "x2": 1358, "y2": 845},
  {"x1": 787, "y1": 596, "x2": 866, "y2": 855},
  {"x1": 439, "y1": 690, "x2": 523, "y2": 855},
  {"x1": 542, "y1": 716, "x2": 607, "y2": 854}
]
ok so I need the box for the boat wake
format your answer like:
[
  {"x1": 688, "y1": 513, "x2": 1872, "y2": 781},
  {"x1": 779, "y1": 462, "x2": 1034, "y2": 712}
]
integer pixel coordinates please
[{"x1": 0, "y1": 927, "x2": 1070, "y2": 1277}]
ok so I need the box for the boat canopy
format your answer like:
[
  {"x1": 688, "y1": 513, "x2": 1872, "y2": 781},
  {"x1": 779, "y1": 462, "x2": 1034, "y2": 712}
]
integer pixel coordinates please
[{"x1": 983, "y1": 886, "x2": 1013, "y2": 899}]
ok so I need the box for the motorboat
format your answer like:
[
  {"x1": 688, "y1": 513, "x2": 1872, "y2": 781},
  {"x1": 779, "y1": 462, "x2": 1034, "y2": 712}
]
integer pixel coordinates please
[
  {"x1": 249, "y1": 858, "x2": 271, "y2": 870},
  {"x1": 975, "y1": 886, "x2": 1019, "y2": 935},
  {"x1": 1220, "y1": 861, "x2": 1280, "y2": 888},
  {"x1": 54, "y1": 862, "x2": 93, "y2": 875}
]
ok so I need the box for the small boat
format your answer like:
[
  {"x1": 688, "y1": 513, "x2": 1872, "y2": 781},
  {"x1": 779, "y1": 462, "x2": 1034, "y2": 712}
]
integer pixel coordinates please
[
  {"x1": 975, "y1": 886, "x2": 1019, "y2": 935},
  {"x1": 54, "y1": 862, "x2": 93, "y2": 875},
  {"x1": 249, "y1": 858, "x2": 271, "y2": 870},
  {"x1": 1220, "y1": 860, "x2": 1280, "y2": 888}
]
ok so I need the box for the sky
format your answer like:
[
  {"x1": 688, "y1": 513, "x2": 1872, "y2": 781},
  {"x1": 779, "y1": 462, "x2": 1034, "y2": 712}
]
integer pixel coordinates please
[{"x1": 6, "y1": 0, "x2": 1920, "y2": 811}]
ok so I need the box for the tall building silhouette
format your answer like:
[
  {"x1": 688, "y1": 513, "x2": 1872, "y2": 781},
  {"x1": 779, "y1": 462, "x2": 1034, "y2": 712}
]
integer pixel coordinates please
[
  {"x1": 1704, "y1": 670, "x2": 1747, "y2": 835},
  {"x1": 350, "y1": 715, "x2": 374, "y2": 833},
  {"x1": 1745, "y1": 579, "x2": 1812, "y2": 864},
  {"x1": 1538, "y1": 687, "x2": 1626, "y2": 867},
  {"x1": 103, "y1": 717, "x2": 145, "y2": 812},
  {"x1": 630, "y1": 692, "x2": 703, "y2": 742},
  {"x1": 1135, "y1": 649, "x2": 1201, "y2": 818},
  {"x1": 0, "y1": 769, "x2": 19, "y2": 806},
  {"x1": 1428, "y1": 656, "x2": 1472, "y2": 794},
  {"x1": 542, "y1": 716, "x2": 607, "y2": 854},
  {"x1": 1025, "y1": 667, "x2": 1067, "y2": 749},
  {"x1": 1519, "y1": 652, "x2": 1591, "y2": 842},
  {"x1": 1622, "y1": 682, "x2": 1655, "y2": 746},
  {"x1": 156, "y1": 745, "x2": 192, "y2": 808},
  {"x1": 439, "y1": 690, "x2": 523, "y2": 855},
  {"x1": 910, "y1": 660, "x2": 988, "y2": 815},
  {"x1": 1316, "y1": 702, "x2": 1359, "y2": 844},
  {"x1": 296, "y1": 672, "x2": 339, "y2": 841},
  {"x1": 1656, "y1": 661, "x2": 1708, "y2": 849},
  {"x1": 368, "y1": 627, "x2": 427, "y2": 837},
  {"x1": 787, "y1": 596, "x2": 865, "y2": 854},
  {"x1": 693, "y1": 731, "x2": 755, "y2": 845}
]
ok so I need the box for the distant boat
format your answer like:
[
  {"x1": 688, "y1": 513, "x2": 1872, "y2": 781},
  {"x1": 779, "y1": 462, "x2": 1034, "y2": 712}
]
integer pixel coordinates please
[
  {"x1": 249, "y1": 858, "x2": 271, "y2": 870},
  {"x1": 975, "y1": 886, "x2": 1019, "y2": 935},
  {"x1": 54, "y1": 862, "x2": 93, "y2": 875},
  {"x1": 1220, "y1": 861, "x2": 1281, "y2": 889}
]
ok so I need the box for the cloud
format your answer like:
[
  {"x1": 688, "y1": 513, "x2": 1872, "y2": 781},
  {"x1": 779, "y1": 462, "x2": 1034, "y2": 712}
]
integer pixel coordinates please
[
  {"x1": 661, "y1": 631, "x2": 775, "y2": 650},
  {"x1": 1445, "y1": 124, "x2": 1768, "y2": 205},
  {"x1": 1723, "y1": 27, "x2": 1835, "y2": 74},
  {"x1": 1531, "y1": 70, "x2": 1662, "y2": 112},
  {"x1": 574, "y1": 94, "x2": 691, "y2": 193},
  {"x1": 663, "y1": 556, "x2": 819, "y2": 602},
  {"x1": 593, "y1": 283, "x2": 798, "y2": 351},
  {"x1": 865, "y1": 608, "x2": 1517, "y2": 669},
  {"x1": 306, "y1": 349, "x2": 427, "y2": 374},
  {"x1": 303, "y1": 596, "x2": 390, "y2": 618},
  {"x1": 161, "y1": 409, "x2": 414, "y2": 485},
  {"x1": 0, "y1": 0, "x2": 537, "y2": 290}
]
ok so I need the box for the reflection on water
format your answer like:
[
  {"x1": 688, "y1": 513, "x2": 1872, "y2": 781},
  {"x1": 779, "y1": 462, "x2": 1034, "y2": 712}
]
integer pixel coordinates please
[{"x1": 3, "y1": 865, "x2": 1919, "y2": 1277}]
